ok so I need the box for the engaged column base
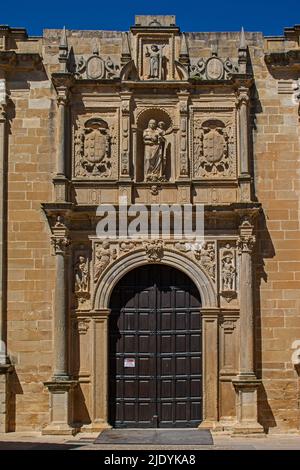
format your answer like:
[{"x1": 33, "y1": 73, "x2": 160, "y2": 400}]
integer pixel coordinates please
[
  {"x1": 0, "y1": 364, "x2": 13, "y2": 433},
  {"x1": 232, "y1": 375, "x2": 265, "y2": 436},
  {"x1": 43, "y1": 379, "x2": 79, "y2": 436}
]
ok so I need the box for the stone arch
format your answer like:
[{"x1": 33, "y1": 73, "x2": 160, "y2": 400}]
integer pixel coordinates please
[{"x1": 93, "y1": 247, "x2": 217, "y2": 310}]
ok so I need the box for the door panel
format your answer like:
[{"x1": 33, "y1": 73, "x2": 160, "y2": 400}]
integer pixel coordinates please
[{"x1": 109, "y1": 264, "x2": 202, "y2": 428}]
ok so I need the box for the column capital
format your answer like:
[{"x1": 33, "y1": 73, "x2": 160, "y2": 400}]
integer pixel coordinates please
[
  {"x1": 235, "y1": 86, "x2": 250, "y2": 108},
  {"x1": 51, "y1": 72, "x2": 75, "y2": 105},
  {"x1": 237, "y1": 234, "x2": 256, "y2": 254},
  {"x1": 237, "y1": 216, "x2": 255, "y2": 254},
  {"x1": 0, "y1": 103, "x2": 6, "y2": 123},
  {"x1": 51, "y1": 235, "x2": 71, "y2": 255}
]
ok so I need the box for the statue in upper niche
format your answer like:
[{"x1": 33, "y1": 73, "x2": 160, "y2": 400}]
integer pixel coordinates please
[
  {"x1": 143, "y1": 119, "x2": 166, "y2": 181},
  {"x1": 146, "y1": 44, "x2": 165, "y2": 80}
]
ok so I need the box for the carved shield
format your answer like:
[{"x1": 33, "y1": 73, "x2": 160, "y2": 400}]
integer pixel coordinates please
[
  {"x1": 206, "y1": 57, "x2": 224, "y2": 80},
  {"x1": 86, "y1": 56, "x2": 105, "y2": 79},
  {"x1": 84, "y1": 129, "x2": 108, "y2": 164},
  {"x1": 203, "y1": 129, "x2": 224, "y2": 163}
]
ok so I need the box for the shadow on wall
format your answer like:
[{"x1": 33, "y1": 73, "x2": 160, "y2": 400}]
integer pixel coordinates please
[
  {"x1": 254, "y1": 210, "x2": 277, "y2": 432},
  {"x1": 7, "y1": 369, "x2": 23, "y2": 432}
]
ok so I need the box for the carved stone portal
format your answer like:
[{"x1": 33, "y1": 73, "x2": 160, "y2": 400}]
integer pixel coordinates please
[{"x1": 193, "y1": 117, "x2": 236, "y2": 179}]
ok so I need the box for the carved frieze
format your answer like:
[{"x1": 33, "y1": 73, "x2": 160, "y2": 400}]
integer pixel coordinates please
[
  {"x1": 192, "y1": 110, "x2": 237, "y2": 179},
  {"x1": 73, "y1": 114, "x2": 118, "y2": 179}
]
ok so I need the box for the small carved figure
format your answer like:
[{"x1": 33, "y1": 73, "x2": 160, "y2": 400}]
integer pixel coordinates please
[
  {"x1": 146, "y1": 44, "x2": 165, "y2": 80},
  {"x1": 222, "y1": 253, "x2": 235, "y2": 291},
  {"x1": 75, "y1": 255, "x2": 89, "y2": 293},
  {"x1": 195, "y1": 242, "x2": 216, "y2": 281},
  {"x1": 94, "y1": 241, "x2": 116, "y2": 281}
]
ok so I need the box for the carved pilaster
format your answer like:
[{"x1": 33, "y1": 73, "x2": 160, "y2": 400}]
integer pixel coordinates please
[
  {"x1": 0, "y1": 79, "x2": 8, "y2": 366},
  {"x1": 52, "y1": 73, "x2": 75, "y2": 202},
  {"x1": 51, "y1": 222, "x2": 71, "y2": 380},
  {"x1": 177, "y1": 90, "x2": 189, "y2": 178},
  {"x1": 119, "y1": 91, "x2": 132, "y2": 179},
  {"x1": 236, "y1": 86, "x2": 250, "y2": 176},
  {"x1": 233, "y1": 217, "x2": 263, "y2": 434}
]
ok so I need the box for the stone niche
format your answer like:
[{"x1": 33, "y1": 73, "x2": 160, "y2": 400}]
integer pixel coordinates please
[{"x1": 134, "y1": 107, "x2": 175, "y2": 182}]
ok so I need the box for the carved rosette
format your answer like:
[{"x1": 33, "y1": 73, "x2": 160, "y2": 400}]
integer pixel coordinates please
[
  {"x1": 193, "y1": 117, "x2": 236, "y2": 179},
  {"x1": 144, "y1": 240, "x2": 164, "y2": 262},
  {"x1": 74, "y1": 116, "x2": 118, "y2": 179}
]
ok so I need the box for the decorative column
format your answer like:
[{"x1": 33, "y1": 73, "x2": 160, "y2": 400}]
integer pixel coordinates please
[
  {"x1": 236, "y1": 85, "x2": 252, "y2": 202},
  {"x1": 198, "y1": 308, "x2": 220, "y2": 429},
  {"x1": 0, "y1": 76, "x2": 13, "y2": 433},
  {"x1": 43, "y1": 223, "x2": 77, "y2": 435},
  {"x1": 90, "y1": 309, "x2": 112, "y2": 431},
  {"x1": 51, "y1": 73, "x2": 74, "y2": 203},
  {"x1": 232, "y1": 217, "x2": 263, "y2": 434},
  {"x1": 177, "y1": 90, "x2": 190, "y2": 180}
]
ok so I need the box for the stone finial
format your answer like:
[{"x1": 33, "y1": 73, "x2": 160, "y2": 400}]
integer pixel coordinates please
[
  {"x1": 121, "y1": 32, "x2": 131, "y2": 66},
  {"x1": 179, "y1": 33, "x2": 190, "y2": 66},
  {"x1": 58, "y1": 26, "x2": 68, "y2": 72},
  {"x1": 239, "y1": 26, "x2": 247, "y2": 50},
  {"x1": 238, "y1": 27, "x2": 247, "y2": 73}
]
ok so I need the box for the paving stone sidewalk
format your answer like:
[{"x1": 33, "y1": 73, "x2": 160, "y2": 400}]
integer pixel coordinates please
[{"x1": 0, "y1": 432, "x2": 299, "y2": 450}]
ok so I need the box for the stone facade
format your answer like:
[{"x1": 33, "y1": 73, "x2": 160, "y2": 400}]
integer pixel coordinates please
[{"x1": 0, "y1": 16, "x2": 299, "y2": 434}]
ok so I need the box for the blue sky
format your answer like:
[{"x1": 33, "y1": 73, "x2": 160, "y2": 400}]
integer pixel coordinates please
[{"x1": 1, "y1": 0, "x2": 299, "y2": 36}]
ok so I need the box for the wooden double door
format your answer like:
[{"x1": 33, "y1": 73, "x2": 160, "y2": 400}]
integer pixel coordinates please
[{"x1": 109, "y1": 264, "x2": 202, "y2": 428}]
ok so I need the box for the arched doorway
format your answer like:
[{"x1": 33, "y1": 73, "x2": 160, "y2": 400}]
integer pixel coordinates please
[{"x1": 108, "y1": 264, "x2": 202, "y2": 428}]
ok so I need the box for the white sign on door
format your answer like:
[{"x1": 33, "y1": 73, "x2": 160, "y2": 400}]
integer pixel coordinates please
[{"x1": 124, "y1": 358, "x2": 135, "y2": 368}]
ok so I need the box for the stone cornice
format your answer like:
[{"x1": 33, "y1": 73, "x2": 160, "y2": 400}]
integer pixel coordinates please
[
  {"x1": 0, "y1": 50, "x2": 42, "y2": 71},
  {"x1": 265, "y1": 49, "x2": 300, "y2": 69},
  {"x1": 51, "y1": 72, "x2": 76, "y2": 92}
]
